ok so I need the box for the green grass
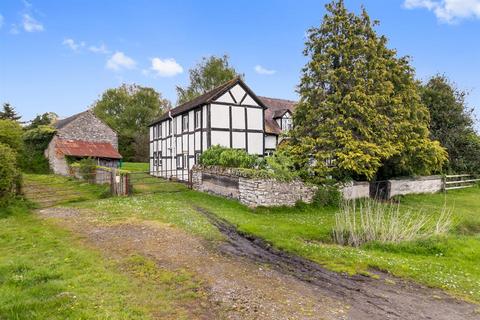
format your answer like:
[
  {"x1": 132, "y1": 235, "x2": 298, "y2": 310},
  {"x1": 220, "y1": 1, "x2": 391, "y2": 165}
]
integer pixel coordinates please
[
  {"x1": 0, "y1": 200, "x2": 207, "y2": 319},
  {"x1": 23, "y1": 173, "x2": 109, "y2": 207},
  {"x1": 76, "y1": 184, "x2": 480, "y2": 302},
  {"x1": 121, "y1": 162, "x2": 149, "y2": 172}
]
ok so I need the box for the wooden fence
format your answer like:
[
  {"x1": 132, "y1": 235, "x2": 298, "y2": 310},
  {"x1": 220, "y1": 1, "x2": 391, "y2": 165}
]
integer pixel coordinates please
[{"x1": 443, "y1": 174, "x2": 480, "y2": 191}]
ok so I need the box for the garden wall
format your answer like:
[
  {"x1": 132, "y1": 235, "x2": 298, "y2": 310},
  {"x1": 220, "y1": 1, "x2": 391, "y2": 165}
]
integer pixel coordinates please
[
  {"x1": 340, "y1": 181, "x2": 370, "y2": 200},
  {"x1": 191, "y1": 166, "x2": 317, "y2": 208},
  {"x1": 388, "y1": 175, "x2": 443, "y2": 198}
]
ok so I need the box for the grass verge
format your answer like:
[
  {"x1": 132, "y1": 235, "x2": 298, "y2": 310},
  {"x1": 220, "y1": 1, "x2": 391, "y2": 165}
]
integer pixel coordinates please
[
  {"x1": 75, "y1": 183, "x2": 480, "y2": 302},
  {"x1": 0, "y1": 199, "x2": 209, "y2": 319}
]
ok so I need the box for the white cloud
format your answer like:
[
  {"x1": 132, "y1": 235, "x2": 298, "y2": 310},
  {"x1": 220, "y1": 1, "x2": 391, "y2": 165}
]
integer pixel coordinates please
[
  {"x1": 254, "y1": 65, "x2": 276, "y2": 75},
  {"x1": 0, "y1": 14, "x2": 4, "y2": 29},
  {"x1": 62, "y1": 38, "x2": 85, "y2": 51},
  {"x1": 404, "y1": 0, "x2": 480, "y2": 23},
  {"x1": 106, "y1": 51, "x2": 136, "y2": 71},
  {"x1": 89, "y1": 43, "x2": 109, "y2": 54},
  {"x1": 22, "y1": 14, "x2": 43, "y2": 32},
  {"x1": 10, "y1": 24, "x2": 20, "y2": 34},
  {"x1": 150, "y1": 58, "x2": 183, "y2": 77}
]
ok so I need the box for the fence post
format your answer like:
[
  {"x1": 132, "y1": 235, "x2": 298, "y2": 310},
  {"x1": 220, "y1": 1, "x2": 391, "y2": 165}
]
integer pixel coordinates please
[{"x1": 110, "y1": 168, "x2": 115, "y2": 195}]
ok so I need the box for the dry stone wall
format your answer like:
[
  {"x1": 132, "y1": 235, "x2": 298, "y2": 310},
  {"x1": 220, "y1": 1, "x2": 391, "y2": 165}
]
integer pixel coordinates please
[{"x1": 191, "y1": 166, "x2": 317, "y2": 208}]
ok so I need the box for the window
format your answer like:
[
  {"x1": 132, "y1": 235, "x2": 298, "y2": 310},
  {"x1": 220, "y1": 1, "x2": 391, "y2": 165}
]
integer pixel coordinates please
[
  {"x1": 281, "y1": 117, "x2": 292, "y2": 132},
  {"x1": 176, "y1": 155, "x2": 183, "y2": 169},
  {"x1": 194, "y1": 110, "x2": 201, "y2": 129},
  {"x1": 153, "y1": 152, "x2": 158, "y2": 167},
  {"x1": 182, "y1": 115, "x2": 188, "y2": 132},
  {"x1": 194, "y1": 152, "x2": 201, "y2": 164}
]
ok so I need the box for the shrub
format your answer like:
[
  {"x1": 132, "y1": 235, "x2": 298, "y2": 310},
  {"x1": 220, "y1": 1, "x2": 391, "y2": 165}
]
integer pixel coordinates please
[
  {"x1": 333, "y1": 199, "x2": 452, "y2": 247},
  {"x1": 199, "y1": 145, "x2": 258, "y2": 168},
  {"x1": 0, "y1": 119, "x2": 23, "y2": 153},
  {"x1": 264, "y1": 150, "x2": 299, "y2": 181},
  {"x1": 313, "y1": 184, "x2": 341, "y2": 207},
  {"x1": 218, "y1": 149, "x2": 257, "y2": 168},
  {"x1": 77, "y1": 158, "x2": 97, "y2": 183},
  {"x1": 0, "y1": 143, "x2": 20, "y2": 206},
  {"x1": 198, "y1": 145, "x2": 225, "y2": 166}
]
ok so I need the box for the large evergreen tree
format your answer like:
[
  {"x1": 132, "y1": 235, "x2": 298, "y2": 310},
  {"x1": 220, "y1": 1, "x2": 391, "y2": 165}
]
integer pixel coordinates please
[
  {"x1": 289, "y1": 0, "x2": 446, "y2": 181},
  {"x1": 176, "y1": 55, "x2": 242, "y2": 105},
  {"x1": 93, "y1": 84, "x2": 171, "y2": 161},
  {"x1": 0, "y1": 103, "x2": 21, "y2": 122},
  {"x1": 421, "y1": 75, "x2": 480, "y2": 173}
]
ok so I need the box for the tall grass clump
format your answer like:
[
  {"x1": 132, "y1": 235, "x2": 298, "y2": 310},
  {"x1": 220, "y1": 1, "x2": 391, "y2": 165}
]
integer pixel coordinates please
[{"x1": 333, "y1": 199, "x2": 452, "y2": 247}]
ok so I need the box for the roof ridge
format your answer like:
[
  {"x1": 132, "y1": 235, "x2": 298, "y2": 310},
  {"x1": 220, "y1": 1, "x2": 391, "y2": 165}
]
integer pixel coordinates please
[{"x1": 257, "y1": 95, "x2": 298, "y2": 103}]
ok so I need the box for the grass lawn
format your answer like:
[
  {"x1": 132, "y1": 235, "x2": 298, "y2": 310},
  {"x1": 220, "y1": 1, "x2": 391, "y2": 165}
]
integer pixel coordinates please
[
  {"x1": 23, "y1": 173, "x2": 109, "y2": 207},
  {"x1": 75, "y1": 182, "x2": 480, "y2": 303},
  {"x1": 120, "y1": 162, "x2": 149, "y2": 172},
  {"x1": 0, "y1": 200, "x2": 207, "y2": 319}
]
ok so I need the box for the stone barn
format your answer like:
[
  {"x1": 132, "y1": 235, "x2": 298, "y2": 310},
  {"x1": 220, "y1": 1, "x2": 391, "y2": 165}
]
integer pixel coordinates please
[{"x1": 45, "y1": 110, "x2": 122, "y2": 175}]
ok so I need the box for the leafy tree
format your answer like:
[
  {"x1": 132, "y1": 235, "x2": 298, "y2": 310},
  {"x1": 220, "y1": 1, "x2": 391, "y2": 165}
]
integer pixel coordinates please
[
  {"x1": 0, "y1": 119, "x2": 23, "y2": 153},
  {"x1": 0, "y1": 103, "x2": 21, "y2": 122},
  {"x1": 421, "y1": 75, "x2": 480, "y2": 173},
  {"x1": 92, "y1": 84, "x2": 171, "y2": 161},
  {"x1": 132, "y1": 132, "x2": 150, "y2": 162},
  {"x1": 176, "y1": 55, "x2": 242, "y2": 104},
  {"x1": 26, "y1": 112, "x2": 58, "y2": 130},
  {"x1": 290, "y1": 0, "x2": 446, "y2": 181}
]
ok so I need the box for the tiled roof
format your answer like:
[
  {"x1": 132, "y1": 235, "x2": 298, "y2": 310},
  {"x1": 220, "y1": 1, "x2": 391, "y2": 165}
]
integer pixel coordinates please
[
  {"x1": 151, "y1": 77, "x2": 266, "y2": 124},
  {"x1": 56, "y1": 139, "x2": 122, "y2": 159},
  {"x1": 54, "y1": 110, "x2": 90, "y2": 129},
  {"x1": 259, "y1": 96, "x2": 297, "y2": 135}
]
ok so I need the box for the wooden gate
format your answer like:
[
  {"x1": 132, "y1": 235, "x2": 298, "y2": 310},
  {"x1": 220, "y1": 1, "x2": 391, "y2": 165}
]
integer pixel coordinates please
[{"x1": 443, "y1": 174, "x2": 480, "y2": 191}]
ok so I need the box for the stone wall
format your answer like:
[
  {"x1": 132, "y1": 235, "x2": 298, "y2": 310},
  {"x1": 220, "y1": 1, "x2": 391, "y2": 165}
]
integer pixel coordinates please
[
  {"x1": 191, "y1": 166, "x2": 317, "y2": 208},
  {"x1": 340, "y1": 181, "x2": 370, "y2": 200},
  {"x1": 57, "y1": 110, "x2": 118, "y2": 148},
  {"x1": 388, "y1": 176, "x2": 443, "y2": 198},
  {"x1": 45, "y1": 136, "x2": 69, "y2": 175}
]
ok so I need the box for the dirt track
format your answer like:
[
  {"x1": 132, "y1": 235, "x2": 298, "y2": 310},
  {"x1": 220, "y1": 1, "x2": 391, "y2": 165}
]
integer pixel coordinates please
[{"x1": 39, "y1": 207, "x2": 480, "y2": 320}]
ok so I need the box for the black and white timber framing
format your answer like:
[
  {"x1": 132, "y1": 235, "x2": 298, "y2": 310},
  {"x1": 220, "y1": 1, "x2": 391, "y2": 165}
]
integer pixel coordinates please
[{"x1": 148, "y1": 78, "x2": 274, "y2": 181}]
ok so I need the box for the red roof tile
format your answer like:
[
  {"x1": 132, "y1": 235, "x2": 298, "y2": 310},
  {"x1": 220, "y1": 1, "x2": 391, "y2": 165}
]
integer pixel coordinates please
[
  {"x1": 259, "y1": 96, "x2": 297, "y2": 135},
  {"x1": 56, "y1": 139, "x2": 122, "y2": 159}
]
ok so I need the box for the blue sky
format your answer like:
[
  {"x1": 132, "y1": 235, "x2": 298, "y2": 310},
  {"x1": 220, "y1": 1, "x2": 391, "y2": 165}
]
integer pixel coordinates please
[{"x1": 1, "y1": 0, "x2": 480, "y2": 128}]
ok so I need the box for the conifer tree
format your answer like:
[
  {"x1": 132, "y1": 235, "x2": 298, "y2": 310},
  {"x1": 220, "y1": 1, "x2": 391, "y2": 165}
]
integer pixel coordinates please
[
  {"x1": 0, "y1": 103, "x2": 21, "y2": 122},
  {"x1": 290, "y1": 0, "x2": 446, "y2": 180}
]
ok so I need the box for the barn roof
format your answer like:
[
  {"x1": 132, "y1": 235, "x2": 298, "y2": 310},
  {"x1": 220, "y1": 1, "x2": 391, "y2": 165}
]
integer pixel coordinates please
[
  {"x1": 54, "y1": 110, "x2": 90, "y2": 129},
  {"x1": 55, "y1": 139, "x2": 122, "y2": 159}
]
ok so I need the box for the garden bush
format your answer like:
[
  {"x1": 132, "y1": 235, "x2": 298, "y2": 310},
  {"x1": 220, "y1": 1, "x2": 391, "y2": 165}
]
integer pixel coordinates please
[
  {"x1": 313, "y1": 184, "x2": 341, "y2": 207},
  {"x1": 0, "y1": 143, "x2": 20, "y2": 206},
  {"x1": 199, "y1": 145, "x2": 258, "y2": 168}
]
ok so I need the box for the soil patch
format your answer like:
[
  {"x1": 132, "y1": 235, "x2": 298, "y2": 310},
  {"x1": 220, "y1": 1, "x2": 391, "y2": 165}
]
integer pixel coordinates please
[
  {"x1": 39, "y1": 207, "x2": 347, "y2": 320},
  {"x1": 194, "y1": 206, "x2": 480, "y2": 320}
]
